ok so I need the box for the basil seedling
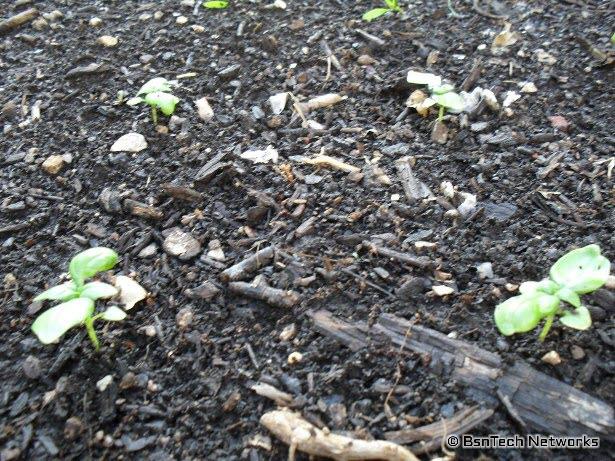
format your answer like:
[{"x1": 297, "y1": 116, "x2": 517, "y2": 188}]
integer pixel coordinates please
[
  {"x1": 127, "y1": 77, "x2": 180, "y2": 125},
  {"x1": 203, "y1": 0, "x2": 228, "y2": 8},
  {"x1": 406, "y1": 71, "x2": 464, "y2": 121},
  {"x1": 494, "y1": 245, "x2": 611, "y2": 341},
  {"x1": 363, "y1": 0, "x2": 402, "y2": 22},
  {"x1": 32, "y1": 247, "x2": 128, "y2": 350}
]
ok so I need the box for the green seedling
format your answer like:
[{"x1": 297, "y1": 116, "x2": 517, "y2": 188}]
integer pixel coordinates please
[
  {"x1": 203, "y1": 0, "x2": 228, "y2": 7},
  {"x1": 127, "y1": 77, "x2": 180, "y2": 125},
  {"x1": 406, "y1": 71, "x2": 465, "y2": 121},
  {"x1": 32, "y1": 247, "x2": 128, "y2": 350},
  {"x1": 363, "y1": 0, "x2": 402, "y2": 22},
  {"x1": 494, "y1": 245, "x2": 610, "y2": 342},
  {"x1": 611, "y1": 32, "x2": 615, "y2": 44}
]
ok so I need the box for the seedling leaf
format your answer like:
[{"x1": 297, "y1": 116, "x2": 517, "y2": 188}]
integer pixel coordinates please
[
  {"x1": 549, "y1": 244, "x2": 610, "y2": 294},
  {"x1": 555, "y1": 287, "x2": 581, "y2": 308},
  {"x1": 494, "y1": 295, "x2": 542, "y2": 336},
  {"x1": 101, "y1": 305, "x2": 127, "y2": 321},
  {"x1": 126, "y1": 97, "x2": 144, "y2": 106},
  {"x1": 519, "y1": 279, "x2": 558, "y2": 295},
  {"x1": 137, "y1": 77, "x2": 173, "y2": 96},
  {"x1": 81, "y1": 282, "x2": 119, "y2": 301},
  {"x1": 69, "y1": 247, "x2": 119, "y2": 288},
  {"x1": 32, "y1": 298, "x2": 95, "y2": 344},
  {"x1": 559, "y1": 305, "x2": 591, "y2": 330},
  {"x1": 144, "y1": 92, "x2": 180, "y2": 116},
  {"x1": 34, "y1": 282, "x2": 78, "y2": 302},
  {"x1": 432, "y1": 92, "x2": 465, "y2": 112},
  {"x1": 384, "y1": 0, "x2": 400, "y2": 10},
  {"x1": 203, "y1": 0, "x2": 228, "y2": 8},
  {"x1": 535, "y1": 293, "x2": 560, "y2": 316},
  {"x1": 363, "y1": 8, "x2": 390, "y2": 21}
]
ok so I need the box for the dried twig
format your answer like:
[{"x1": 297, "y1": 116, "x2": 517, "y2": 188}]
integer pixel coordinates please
[
  {"x1": 261, "y1": 409, "x2": 418, "y2": 461},
  {"x1": 0, "y1": 8, "x2": 38, "y2": 35},
  {"x1": 229, "y1": 281, "x2": 300, "y2": 308},
  {"x1": 220, "y1": 246, "x2": 275, "y2": 282}
]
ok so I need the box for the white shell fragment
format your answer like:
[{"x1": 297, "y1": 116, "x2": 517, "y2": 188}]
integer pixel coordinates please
[
  {"x1": 502, "y1": 91, "x2": 521, "y2": 108},
  {"x1": 114, "y1": 275, "x2": 147, "y2": 311},
  {"x1": 269, "y1": 92, "x2": 288, "y2": 115},
  {"x1": 406, "y1": 70, "x2": 442, "y2": 88},
  {"x1": 195, "y1": 97, "x2": 214, "y2": 121},
  {"x1": 110, "y1": 133, "x2": 147, "y2": 152},
  {"x1": 240, "y1": 145, "x2": 279, "y2": 164}
]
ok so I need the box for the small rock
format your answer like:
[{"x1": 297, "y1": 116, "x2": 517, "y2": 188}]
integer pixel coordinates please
[
  {"x1": 373, "y1": 267, "x2": 390, "y2": 279},
  {"x1": 137, "y1": 243, "x2": 158, "y2": 258},
  {"x1": 154, "y1": 11, "x2": 164, "y2": 20},
  {"x1": 279, "y1": 324, "x2": 297, "y2": 342},
  {"x1": 195, "y1": 97, "x2": 214, "y2": 121},
  {"x1": 110, "y1": 133, "x2": 147, "y2": 152},
  {"x1": 22, "y1": 355, "x2": 41, "y2": 379},
  {"x1": 414, "y1": 241, "x2": 436, "y2": 251},
  {"x1": 520, "y1": 82, "x2": 537, "y2": 93},
  {"x1": 470, "y1": 121, "x2": 490, "y2": 133},
  {"x1": 185, "y1": 281, "x2": 220, "y2": 301},
  {"x1": 431, "y1": 121, "x2": 448, "y2": 144},
  {"x1": 98, "y1": 188, "x2": 122, "y2": 214},
  {"x1": 357, "y1": 54, "x2": 375, "y2": 65},
  {"x1": 268, "y1": 92, "x2": 288, "y2": 115},
  {"x1": 97, "y1": 36, "x2": 118, "y2": 47},
  {"x1": 119, "y1": 372, "x2": 138, "y2": 390},
  {"x1": 96, "y1": 375, "x2": 113, "y2": 392},
  {"x1": 42, "y1": 155, "x2": 65, "y2": 175},
  {"x1": 548, "y1": 115, "x2": 570, "y2": 132},
  {"x1": 176, "y1": 16, "x2": 188, "y2": 25},
  {"x1": 140, "y1": 54, "x2": 154, "y2": 64},
  {"x1": 32, "y1": 17, "x2": 48, "y2": 30},
  {"x1": 476, "y1": 262, "x2": 494, "y2": 280},
  {"x1": 191, "y1": 24, "x2": 205, "y2": 33},
  {"x1": 287, "y1": 352, "x2": 303, "y2": 365},
  {"x1": 163, "y1": 228, "x2": 201, "y2": 260},
  {"x1": 483, "y1": 202, "x2": 517, "y2": 222},
  {"x1": 541, "y1": 351, "x2": 561, "y2": 365},
  {"x1": 89, "y1": 17, "x2": 102, "y2": 27},
  {"x1": 432, "y1": 285, "x2": 455, "y2": 296},
  {"x1": 64, "y1": 417, "x2": 84, "y2": 441},
  {"x1": 218, "y1": 64, "x2": 241, "y2": 80},
  {"x1": 176, "y1": 307, "x2": 194, "y2": 329},
  {"x1": 207, "y1": 239, "x2": 225, "y2": 262},
  {"x1": 571, "y1": 345, "x2": 585, "y2": 360}
]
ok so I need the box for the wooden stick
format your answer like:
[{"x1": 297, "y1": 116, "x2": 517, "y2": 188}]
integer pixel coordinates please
[
  {"x1": 228, "y1": 282, "x2": 300, "y2": 309},
  {"x1": 261, "y1": 409, "x2": 418, "y2": 461},
  {"x1": 309, "y1": 310, "x2": 615, "y2": 442},
  {"x1": 363, "y1": 241, "x2": 436, "y2": 270},
  {"x1": 0, "y1": 8, "x2": 38, "y2": 35},
  {"x1": 220, "y1": 246, "x2": 275, "y2": 282}
]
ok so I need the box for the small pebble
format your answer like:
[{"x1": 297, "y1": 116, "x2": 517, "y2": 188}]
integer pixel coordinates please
[
  {"x1": 96, "y1": 375, "x2": 113, "y2": 392},
  {"x1": 89, "y1": 17, "x2": 102, "y2": 27},
  {"x1": 279, "y1": 324, "x2": 297, "y2": 342},
  {"x1": 42, "y1": 155, "x2": 64, "y2": 174},
  {"x1": 287, "y1": 352, "x2": 303, "y2": 365},
  {"x1": 541, "y1": 350, "x2": 561, "y2": 365},
  {"x1": 571, "y1": 345, "x2": 585, "y2": 360}
]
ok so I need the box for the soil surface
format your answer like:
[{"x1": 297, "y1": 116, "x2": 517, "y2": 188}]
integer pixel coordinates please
[{"x1": 1, "y1": 0, "x2": 614, "y2": 460}]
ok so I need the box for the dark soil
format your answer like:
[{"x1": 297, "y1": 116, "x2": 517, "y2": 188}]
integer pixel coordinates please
[{"x1": 1, "y1": 0, "x2": 614, "y2": 460}]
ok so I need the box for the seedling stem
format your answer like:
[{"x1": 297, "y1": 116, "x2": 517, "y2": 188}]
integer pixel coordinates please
[{"x1": 538, "y1": 314, "x2": 554, "y2": 342}]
